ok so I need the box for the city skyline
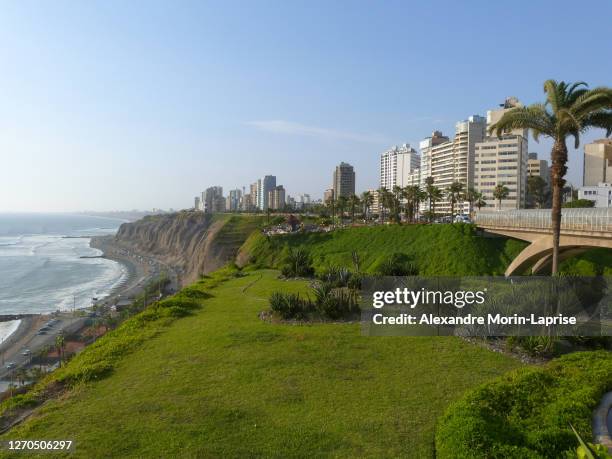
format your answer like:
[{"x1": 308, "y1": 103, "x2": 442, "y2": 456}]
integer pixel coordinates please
[{"x1": 1, "y1": 1, "x2": 611, "y2": 212}]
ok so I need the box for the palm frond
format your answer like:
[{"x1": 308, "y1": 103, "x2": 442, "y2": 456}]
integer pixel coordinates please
[
  {"x1": 544, "y1": 79, "x2": 561, "y2": 111},
  {"x1": 489, "y1": 104, "x2": 555, "y2": 139},
  {"x1": 582, "y1": 111, "x2": 612, "y2": 137}
]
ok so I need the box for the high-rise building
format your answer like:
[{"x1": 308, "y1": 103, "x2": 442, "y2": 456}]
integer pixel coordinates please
[
  {"x1": 203, "y1": 186, "x2": 224, "y2": 213},
  {"x1": 420, "y1": 116, "x2": 486, "y2": 214},
  {"x1": 323, "y1": 188, "x2": 334, "y2": 204},
  {"x1": 257, "y1": 175, "x2": 276, "y2": 210},
  {"x1": 227, "y1": 189, "x2": 242, "y2": 211},
  {"x1": 583, "y1": 139, "x2": 612, "y2": 186},
  {"x1": 332, "y1": 162, "x2": 356, "y2": 198},
  {"x1": 473, "y1": 98, "x2": 529, "y2": 211},
  {"x1": 527, "y1": 153, "x2": 550, "y2": 185},
  {"x1": 194, "y1": 196, "x2": 203, "y2": 211},
  {"x1": 379, "y1": 144, "x2": 420, "y2": 190},
  {"x1": 419, "y1": 132, "x2": 449, "y2": 188},
  {"x1": 268, "y1": 185, "x2": 286, "y2": 210}
]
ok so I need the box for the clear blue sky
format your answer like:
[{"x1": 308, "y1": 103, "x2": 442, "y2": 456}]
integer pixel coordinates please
[{"x1": 1, "y1": 0, "x2": 611, "y2": 212}]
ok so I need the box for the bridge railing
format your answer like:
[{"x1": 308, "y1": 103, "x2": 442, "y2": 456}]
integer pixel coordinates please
[{"x1": 474, "y1": 208, "x2": 612, "y2": 232}]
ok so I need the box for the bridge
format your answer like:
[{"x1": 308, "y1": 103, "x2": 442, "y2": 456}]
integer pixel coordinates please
[{"x1": 474, "y1": 208, "x2": 612, "y2": 276}]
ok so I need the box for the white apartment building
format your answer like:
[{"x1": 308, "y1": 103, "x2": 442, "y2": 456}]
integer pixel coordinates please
[
  {"x1": 578, "y1": 182, "x2": 612, "y2": 208},
  {"x1": 473, "y1": 98, "x2": 529, "y2": 210},
  {"x1": 583, "y1": 139, "x2": 612, "y2": 186},
  {"x1": 527, "y1": 153, "x2": 550, "y2": 185},
  {"x1": 420, "y1": 116, "x2": 486, "y2": 215},
  {"x1": 419, "y1": 131, "x2": 449, "y2": 188},
  {"x1": 256, "y1": 175, "x2": 276, "y2": 210},
  {"x1": 379, "y1": 144, "x2": 420, "y2": 190}
]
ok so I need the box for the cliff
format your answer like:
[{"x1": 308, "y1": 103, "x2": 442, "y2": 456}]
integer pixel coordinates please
[{"x1": 114, "y1": 212, "x2": 264, "y2": 285}]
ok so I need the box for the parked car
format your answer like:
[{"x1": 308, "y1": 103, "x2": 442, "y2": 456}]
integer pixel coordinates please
[{"x1": 454, "y1": 215, "x2": 472, "y2": 224}]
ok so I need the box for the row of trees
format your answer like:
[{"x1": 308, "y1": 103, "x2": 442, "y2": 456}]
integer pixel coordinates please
[{"x1": 325, "y1": 181, "x2": 511, "y2": 224}]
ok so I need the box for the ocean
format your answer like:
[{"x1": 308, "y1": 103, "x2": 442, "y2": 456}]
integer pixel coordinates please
[{"x1": 0, "y1": 213, "x2": 127, "y2": 317}]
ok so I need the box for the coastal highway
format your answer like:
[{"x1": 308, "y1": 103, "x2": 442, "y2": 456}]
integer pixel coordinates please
[{"x1": 0, "y1": 313, "x2": 86, "y2": 381}]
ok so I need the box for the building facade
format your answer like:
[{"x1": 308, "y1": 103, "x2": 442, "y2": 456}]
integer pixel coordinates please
[
  {"x1": 583, "y1": 139, "x2": 612, "y2": 186},
  {"x1": 420, "y1": 115, "x2": 486, "y2": 214},
  {"x1": 419, "y1": 131, "x2": 449, "y2": 188},
  {"x1": 578, "y1": 182, "x2": 612, "y2": 208},
  {"x1": 268, "y1": 185, "x2": 286, "y2": 210},
  {"x1": 333, "y1": 162, "x2": 356, "y2": 198},
  {"x1": 473, "y1": 98, "x2": 529, "y2": 211},
  {"x1": 194, "y1": 196, "x2": 203, "y2": 211},
  {"x1": 257, "y1": 175, "x2": 276, "y2": 210},
  {"x1": 227, "y1": 189, "x2": 242, "y2": 212},
  {"x1": 203, "y1": 186, "x2": 224, "y2": 213},
  {"x1": 379, "y1": 144, "x2": 420, "y2": 190},
  {"x1": 527, "y1": 153, "x2": 550, "y2": 185}
]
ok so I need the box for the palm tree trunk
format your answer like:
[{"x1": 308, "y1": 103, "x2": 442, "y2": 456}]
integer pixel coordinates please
[{"x1": 550, "y1": 140, "x2": 568, "y2": 274}]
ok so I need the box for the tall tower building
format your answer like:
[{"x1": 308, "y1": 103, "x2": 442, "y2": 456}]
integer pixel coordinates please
[
  {"x1": 527, "y1": 153, "x2": 550, "y2": 186},
  {"x1": 419, "y1": 131, "x2": 450, "y2": 187},
  {"x1": 420, "y1": 116, "x2": 486, "y2": 214},
  {"x1": 268, "y1": 185, "x2": 286, "y2": 210},
  {"x1": 333, "y1": 162, "x2": 356, "y2": 198},
  {"x1": 473, "y1": 97, "x2": 529, "y2": 210},
  {"x1": 203, "y1": 186, "x2": 224, "y2": 213},
  {"x1": 379, "y1": 144, "x2": 420, "y2": 190},
  {"x1": 583, "y1": 139, "x2": 612, "y2": 186},
  {"x1": 257, "y1": 175, "x2": 276, "y2": 210}
]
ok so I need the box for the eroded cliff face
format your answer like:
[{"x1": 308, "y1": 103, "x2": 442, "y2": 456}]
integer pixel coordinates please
[{"x1": 114, "y1": 213, "x2": 261, "y2": 285}]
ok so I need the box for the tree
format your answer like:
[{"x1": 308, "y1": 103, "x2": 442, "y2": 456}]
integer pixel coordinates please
[
  {"x1": 377, "y1": 187, "x2": 390, "y2": 223},
  {"x1": 527, "y1": 175, "x2": 549, "y2": 208},
  {"x1": 348, "y1": 194, "x2": 361, "y2": 224},
  {"x1": 426, "y1": 182, "x2": 443, "y2": 221},
  {"x1": 490, "y1": 80, "x2": 612, "y2": 273},
  {"x1": 336, "y1": 196, "x2": 348, "y2": 224},
  {"x1": 464, "y1": 187, "x2": 482, "y2": 217},
  {"x1": 446, "y1": 181, "x2": 464, "y2": 219},
  {"x1": 475, "y1": 194, "x2": 487, "y2": 212},
  {"x1": 391, "y1": 186, "x2": 403, "y2": 223},
  {"x1": 55, "y1": 334, "x2": 66, "y2": 366},
  {"x1": 493, "y1": 184, "x2": 510, "y2": 210},
  {"x1": 361, "y1": 191, "x2": 373, "y2": 220}
]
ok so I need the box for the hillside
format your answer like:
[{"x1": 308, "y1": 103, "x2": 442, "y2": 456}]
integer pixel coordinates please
[
  {"x1": 239, "y1": 224, "x2": 527, "y2": 276},
  {"x1": 114, "y1": 212, "x2": 265, "y2": 284},
  {"x1": 0, "y1": 270, "x2": 521, "y2": 458}
]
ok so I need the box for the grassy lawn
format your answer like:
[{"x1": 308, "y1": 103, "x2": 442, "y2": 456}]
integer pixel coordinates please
[
  {"x1": 1, "y1": 270, "x2": 522, "y2": 458},
  {"x1": 241, "y1": 224, "x2": 527, "y2": 275}
]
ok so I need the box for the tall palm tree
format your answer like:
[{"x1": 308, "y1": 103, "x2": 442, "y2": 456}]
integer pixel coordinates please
[
  {"x1": 490, "y1": 80, "x2": 612, "y2": 273},
  {"x1": 348, "y1": 194, "x2": 360, "y2": 224},
  {"x1": 361, "y1": 191, "x2": 373, "y2": 220},
  {"x1": 426, "y1": 179, "x2": 443, "y2": 221},
  {"x1": 392, "y1": 186, "x2": 403, "y2": 223},
  {"x1": 463, "y1": 187, "x2": 481, "y2": 217},
  {"x1": 475, "y1": 194, "x2": 486, "y2": 212},
  {"x1": 336, "y1": 195, "x2": 348, "y2": 224},
  {"x1": 493, "y1": 184, "x2": 510, "y2": 211},
  {"x1": 446, "y1": 181, "x2": 464, "y2": 219},
  {"x1": 377, "y1": 188, "x2": 388, "y2": 223}
]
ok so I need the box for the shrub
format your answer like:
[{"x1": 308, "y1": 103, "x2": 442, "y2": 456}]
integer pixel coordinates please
[
  {"x1": 317, "y1": 265, "x2": 352, "y2": 288},
  {"x1": 281, "y1": 248, "x2": 315, "y2": 278},
  {"x1": 435, "y1": 351, "x2": 612, "y2": 459},
  {"x1": 269, "y1": 292, "x2": 311, "y2": 320},
  {"x1": 311, "y1": 283, "x2": 360, "y2": 320},
  {"x1": 374, "y1": 252, "x2": 419, "y2": 276}
]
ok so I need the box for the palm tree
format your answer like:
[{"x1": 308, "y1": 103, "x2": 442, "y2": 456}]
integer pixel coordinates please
[
  {"x1": 348, "y1": 194, "x2": 360, "y2": 224},
  {"x1": 336, "y1": 196, "x2": 348, "y2": 224},
  {"x1": 402, "y1": 185, "x2": 422, "y2": 223},
  {"x1": 377, "y1": 187, "x2": 389, "y2": 223},
  {"x1": 55, "y1": 334, "x2": 66, "y2": 366},
  {"x1": 475, "y1": 194, "x2": 486, "y2": 212},
  {"x1": 463, "y1": 187, "x2": 481, "y2": 217},
  {"x1": 426, "y1": 182, "x2": 443, "y2": 221},
  {"x1": 493, "y1": 184, "x2": 510, "y2": 211},
  {"x1": 361, "y1": 191, "x2": 373, "y2": 220},
  {"x1": 446, "y1": 181, "x2": 464, "y2": 219},
  {"x1": 391, "y1": 186, "x2": 403, "y2": 223},
  {"x1": 490, "y1": 80, "x2": 612, "y2": 273}
]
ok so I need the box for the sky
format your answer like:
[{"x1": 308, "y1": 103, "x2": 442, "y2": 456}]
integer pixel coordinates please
[{"x1": 1, "y1": 0, "x2": 611, "y2": 212}]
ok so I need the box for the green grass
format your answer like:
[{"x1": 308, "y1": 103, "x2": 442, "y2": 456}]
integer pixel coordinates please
[
  {"x1": 1, "y1": 270, "x2": 522, "y2": 458},
  {"x1": 241, "y1": 224, "x2": 527, "y2": 276},
  {"x1": 436, "y1": 351, "x2": 612, "y2": 458}
]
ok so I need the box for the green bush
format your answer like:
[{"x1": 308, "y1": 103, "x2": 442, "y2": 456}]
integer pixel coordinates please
[
  {"x1": 435, "y1": 351, "x2": 612, "y2": 459},
  {"x1": 311, "y1": 283, "x2": 360, "y2": 320},
  {"x1": 373, "y1": 252, "x2": 419, "y2": 276},
  {"x1": 269, "y1": 292, "x2": 311, "y2": 320},
  {"x1": 280, "y1": 248, "x2": 315, "y2": 278}
]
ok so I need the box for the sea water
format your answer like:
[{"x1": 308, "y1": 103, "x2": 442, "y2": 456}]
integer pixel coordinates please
[{"x1": 0, "y1": 213, "x2": 127, "y2": 315}]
